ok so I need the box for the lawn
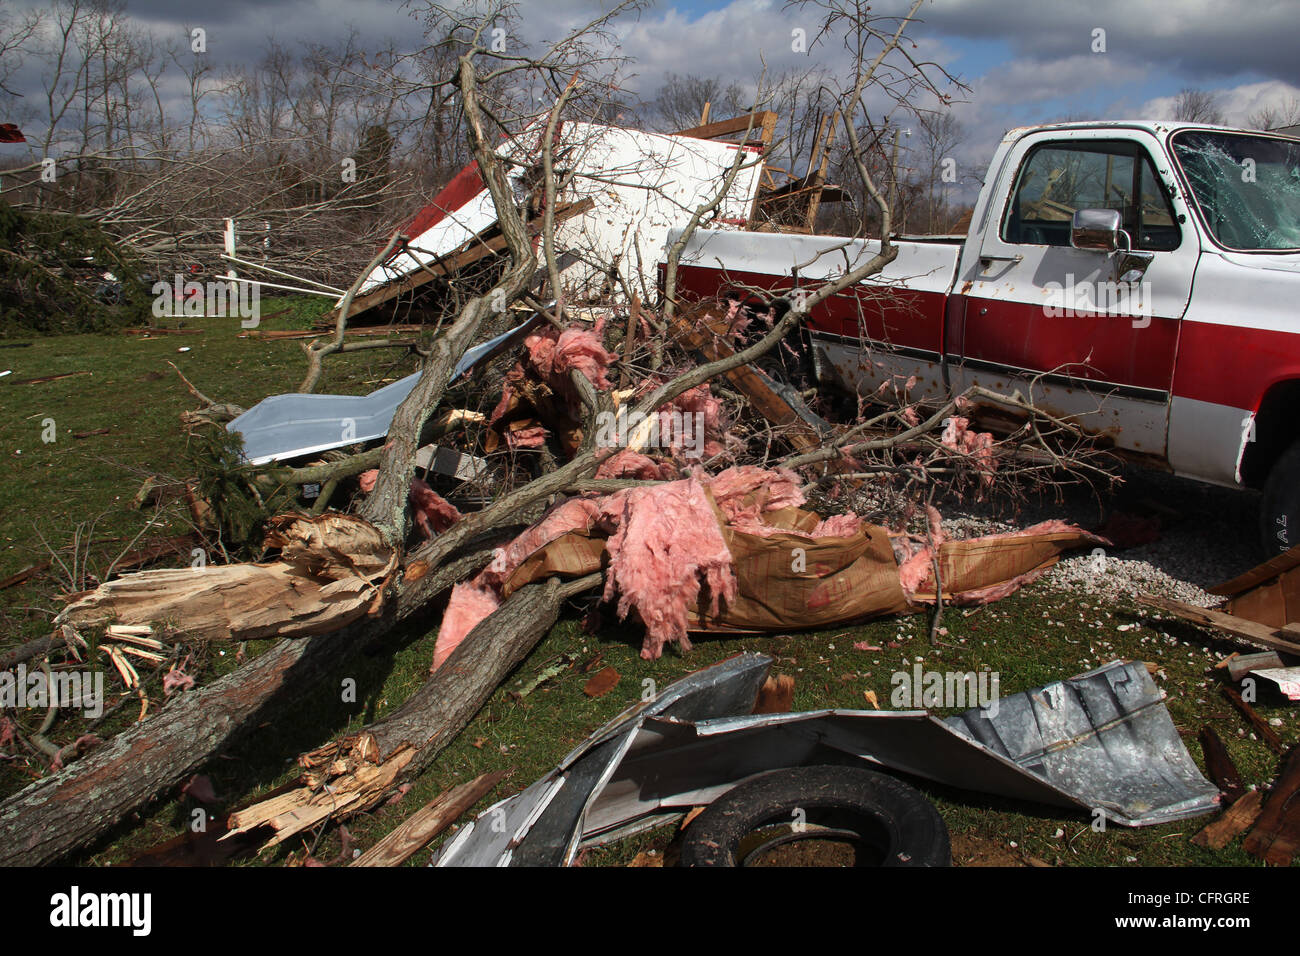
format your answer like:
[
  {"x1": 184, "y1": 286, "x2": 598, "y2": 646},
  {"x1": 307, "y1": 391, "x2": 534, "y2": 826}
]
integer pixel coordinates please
[{"x1": 0, "y1": 305, "x2": 1291, "y2": 867}]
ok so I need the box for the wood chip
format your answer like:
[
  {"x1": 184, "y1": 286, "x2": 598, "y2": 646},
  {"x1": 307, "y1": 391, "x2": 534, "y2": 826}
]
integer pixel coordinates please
[
  {"x1": 753, "y1": 674, "x2": 795, "y2": 714},
  {"x1": 583, "y1": 666, "x2": 620, "y2": 698}
]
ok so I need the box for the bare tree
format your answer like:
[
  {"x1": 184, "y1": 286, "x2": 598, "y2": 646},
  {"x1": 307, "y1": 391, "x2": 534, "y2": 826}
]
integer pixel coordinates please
[
  {"x1": 1172, "y1": 87, "x2": 1224, "y2": 124},
  {"x1": 0, "y1": 2, "x2": 43, "y2": 99},
  {"x1": 650, "y1": 72, "x2": 748, "y2": 130},
  {"x1": 1248, "y1": 96, "x2": 1300, "y2": 131},
  {"x1": 912, "y1": 108, "x2": 964, "y2": 233}
]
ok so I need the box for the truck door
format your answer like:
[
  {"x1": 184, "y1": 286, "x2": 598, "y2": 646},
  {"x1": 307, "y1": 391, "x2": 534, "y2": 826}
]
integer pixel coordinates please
[{"x1": 951, "y1": 131, "x2": 1199, "y2": 458}]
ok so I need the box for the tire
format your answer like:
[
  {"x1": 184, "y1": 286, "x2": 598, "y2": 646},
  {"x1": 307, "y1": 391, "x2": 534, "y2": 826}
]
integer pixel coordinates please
[
  {"x1": 1260, "y1": 438, "x2": 1300, "y2": 554},
  {"x1": 678, "y1": 765, "x2": 950, "y2": 867}
]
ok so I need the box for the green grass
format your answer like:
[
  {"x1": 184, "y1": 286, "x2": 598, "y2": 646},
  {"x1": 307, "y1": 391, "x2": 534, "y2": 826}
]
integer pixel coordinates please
[{"x1": 0, "y1": 309, "x2": 1293, "y2": 867}]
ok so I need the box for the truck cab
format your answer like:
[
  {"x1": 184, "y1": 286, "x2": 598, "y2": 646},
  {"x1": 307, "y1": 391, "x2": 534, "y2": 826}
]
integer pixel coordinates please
[{"x1": 667, "y1": 121, "x2": 1300, "y2": 551}]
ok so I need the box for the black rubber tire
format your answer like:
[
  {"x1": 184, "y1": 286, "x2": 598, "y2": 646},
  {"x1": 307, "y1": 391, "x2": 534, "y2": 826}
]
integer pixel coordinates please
[
  {"x1": 678, "y1": 765, "x2": 950, "y2": 867},
  {"x1": 1260, "y1": 438, "x2": 1300, "y2": 554}
]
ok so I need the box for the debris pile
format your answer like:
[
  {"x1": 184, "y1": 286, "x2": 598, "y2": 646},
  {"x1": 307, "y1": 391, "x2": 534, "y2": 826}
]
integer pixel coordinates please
[{"x1": 8, "y1": 102, "x2": 1292, "y2": 872}]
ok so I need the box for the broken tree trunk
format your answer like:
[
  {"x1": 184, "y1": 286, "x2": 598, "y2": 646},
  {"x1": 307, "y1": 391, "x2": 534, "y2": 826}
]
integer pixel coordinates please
[
  {"x1": 0, "y1": 621, "x2": 360, "y2": 866},
  {"x1": 0, "y1": 552, "x2": 485, "y2": 867},
  {"x1": 225, "y1": 573, "x2": 600, "y2": 849}
]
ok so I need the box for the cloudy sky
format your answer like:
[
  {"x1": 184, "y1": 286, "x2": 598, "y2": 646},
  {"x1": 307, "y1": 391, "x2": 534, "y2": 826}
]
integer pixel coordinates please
[{"x1": 6, "y1": 0, "x2": 1300, "y2": 169}]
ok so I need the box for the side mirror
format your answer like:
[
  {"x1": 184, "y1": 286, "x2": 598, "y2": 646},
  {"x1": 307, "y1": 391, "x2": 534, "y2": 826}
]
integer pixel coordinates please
[{"x1": 1071, "y1": 208, "x2": 1123, "y2": 252}]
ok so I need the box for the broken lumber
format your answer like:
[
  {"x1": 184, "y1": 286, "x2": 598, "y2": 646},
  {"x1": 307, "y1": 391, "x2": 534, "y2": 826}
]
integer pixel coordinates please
[
  {"x1": 1137, "y1": 593, "x2": 1300, "y2": 657},
  {"x1": 752, "y1": 674, "x2": 796, "y2": 714},
  {"x1": 1244, "y1": 746, "x2": 1300, "y2": 865},
  {"x1": 350, "y1": 770, "x2": 505, "y2": 867},
  {"x1": 1192, "y1": 789, "x2": 1264, "y2": 850},
  {"x1": 1198, "y1": 726, "x2": 1246, "y2": 802},
  {"x1": 670, "y1": 308, "x2": 824, "y2": 452},
  {"x1": 0, "y1": 620, "x2": 361, "y2": 865},
  {"x1": 8, "y1": 370, "x2": 91, "y2": 385},
  {"x1": 321, "y1": 198, "x2": 594, "y2": 327},
  {"x1": 57, "y1": 514, "x2": 395, "y2": 642},
  {"x1": 0, "y1": 562, "x2": 48, "y2": 591}
]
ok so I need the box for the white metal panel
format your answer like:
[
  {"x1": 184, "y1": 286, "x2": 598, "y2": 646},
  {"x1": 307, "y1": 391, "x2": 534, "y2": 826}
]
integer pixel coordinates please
[{"x1": 671, "y1": 228, "x2": 961, "y2": 294}]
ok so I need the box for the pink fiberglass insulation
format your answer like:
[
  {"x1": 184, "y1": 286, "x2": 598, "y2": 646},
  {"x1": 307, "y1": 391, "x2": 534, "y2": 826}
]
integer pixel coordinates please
[
  {"x1": 595, "y1": 450, "x2": 678, "y2": 481},
  {"x1": 811, "y1": 513, "x2": 864, "y2": 537},
  {"x1": 600, "y1": 478, "x2": 737, "y2": 660},
  {"x1": 431, "y1": 497, "x2": 603, "y2": 672},
  {"x1": 504, "y1": 424, "x2": 549, "y2": 449},
  {"x1": 477, "y1": 496, "x2": 605, "y2": 592},
  {"x1": 432, "y1": 583, "x2": 502, "y2": 670},
  {"x1": 487, "y1": 381, "x2": 515, "y2": 427},
  {"x1": 410, "y1": 478, "x2": 462, "y2": 538},
  {"x1": 523, "y1": 318, "x2": 616, "y2": 397},
  {"x1": 357, "y1": 470, "x2": 461, "y2": 539},
  {"x1": 725, "y1": 509, "x2": 865, "y2": 539},
  {"x1": 663, "y1": 382, "x2": 727, "y2": 458},
  {"x1": 894, "y1": 505, "x2": 947, "y2": 598},
  {"x1": 948, "y1": 567, "x2": 1052, "y2": 606},
  {"x1": 894, "y1": 515, "x2": 1092, "y2": 602},
  {"x1": 630, "y1": 377, "x2": 729, "y2": 460},
  {"x1": 940, "y1": 416, "x2": 996, "y2": 486},
  {"x1": 703, "y1": 464, "x2": 805, "y2": 520}
]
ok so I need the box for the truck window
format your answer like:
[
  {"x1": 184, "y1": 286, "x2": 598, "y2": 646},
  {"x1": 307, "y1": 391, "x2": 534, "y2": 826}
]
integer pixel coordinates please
[
  {"x1": 1002, "y1": 141, "x2": 1180, "y2": 251},
  {"x1": 1172, "y1": 130, "x2": 1300, "y2": 251}
]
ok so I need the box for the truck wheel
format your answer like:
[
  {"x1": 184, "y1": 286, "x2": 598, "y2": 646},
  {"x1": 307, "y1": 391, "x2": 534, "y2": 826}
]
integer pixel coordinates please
[
  {"x1": 1261, "y1": 439, "x2": 1300, "y2": 554},
  {"x1": 678, "y1": 765, "x2": 950, "y2": 867}
]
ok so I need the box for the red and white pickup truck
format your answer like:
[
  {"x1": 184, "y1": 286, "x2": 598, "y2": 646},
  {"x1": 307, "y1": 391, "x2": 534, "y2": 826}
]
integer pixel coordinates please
[{"x1": 669, "y1": 121, "x2": 1300, "y2": 552}]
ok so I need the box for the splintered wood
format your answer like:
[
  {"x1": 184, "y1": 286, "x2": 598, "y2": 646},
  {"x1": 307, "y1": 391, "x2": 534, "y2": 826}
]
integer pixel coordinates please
[
  {"x1": 1243, "y1": 747, "x2": 1300, "y2": 865},
  {"x1": 224, "y1": 745, "x2": 415, "y2": 850},
  {"x1": 57, "y1": 514, "x2": 395, "y2": 642}
]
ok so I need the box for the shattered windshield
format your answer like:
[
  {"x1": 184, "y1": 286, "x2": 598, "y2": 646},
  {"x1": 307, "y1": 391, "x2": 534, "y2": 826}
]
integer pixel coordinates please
[{"x1": 1172, "y1": 130, "x2": 1300, "y2": 251}]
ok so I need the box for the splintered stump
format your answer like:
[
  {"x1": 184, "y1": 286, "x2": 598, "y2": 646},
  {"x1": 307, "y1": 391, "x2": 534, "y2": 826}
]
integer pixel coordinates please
[{"x1": 223, "y1": 574, "x2": 600, "y2": 851}]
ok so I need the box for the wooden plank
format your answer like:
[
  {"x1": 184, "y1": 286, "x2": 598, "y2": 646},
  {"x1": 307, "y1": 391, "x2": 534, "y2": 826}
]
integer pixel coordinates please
[
  {"x1": 1210, "y1": 542, "x2": 1300, "y2": 597},
  {"x1": 1221, "y1": 685, "x2": 1286, "y2": 755},
  {"x1": 803, "y1": 111, "x2": 838, "y2": 230},
  {"x1": 350, "y1": 770, "x2": 506, "y2": 867},
  {"x1": 0, "y1": 562, "x2": 48, "y2": 590},
  {"x1": 1227, "y1": 651, "x2": 1287, "y2": 682},
  {"x1": 1137, "y1": 593, "x2": 1300, "y2": 657},
  {"x1": 1191, "y1": 788, "x2": 1263, "y2": 850},
  {"x1": 669, "y1": 308, "x2": 823, "y2": 452},
  {"x1": 675, "y1": 111, "x2": 779, "y2": 142},
  {"x1": 1199, "y1": 726, "x2": 1246, "y2": 802}
]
